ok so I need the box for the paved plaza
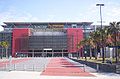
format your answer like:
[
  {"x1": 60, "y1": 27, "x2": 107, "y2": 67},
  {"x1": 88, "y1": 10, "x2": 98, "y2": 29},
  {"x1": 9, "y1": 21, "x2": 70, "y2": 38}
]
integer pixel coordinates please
[{"x1": 0, "y1": 57, "x2": 120, "y2": 79}]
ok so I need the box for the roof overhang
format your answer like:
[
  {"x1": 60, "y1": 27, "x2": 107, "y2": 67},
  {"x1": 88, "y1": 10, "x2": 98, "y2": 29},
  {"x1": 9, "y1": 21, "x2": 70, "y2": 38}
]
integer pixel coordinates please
[{"x1": 3, "y1": 22, "x2": 93, "y2": 25}]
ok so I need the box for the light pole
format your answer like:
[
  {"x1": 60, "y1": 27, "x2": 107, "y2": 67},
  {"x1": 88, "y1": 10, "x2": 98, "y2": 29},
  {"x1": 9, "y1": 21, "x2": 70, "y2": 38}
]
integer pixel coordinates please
[{"x1": 96, "y1": 4, "x2": 105, "y2": 63}]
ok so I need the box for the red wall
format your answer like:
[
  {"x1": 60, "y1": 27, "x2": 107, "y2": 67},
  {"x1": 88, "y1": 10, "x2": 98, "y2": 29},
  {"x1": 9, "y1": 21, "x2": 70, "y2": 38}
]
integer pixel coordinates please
[
  {"x1": 67, "y1": 28, "x2": 83, "y2": 53},
  {"x1": 12, "y1": 28, "x2": 30, "y2": 57}
]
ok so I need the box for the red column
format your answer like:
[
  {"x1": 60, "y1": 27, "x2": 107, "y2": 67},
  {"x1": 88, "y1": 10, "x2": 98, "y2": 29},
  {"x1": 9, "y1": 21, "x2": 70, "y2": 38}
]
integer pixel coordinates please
[
  {"x1": 12, "y1": 28, "x2": 30, "y2": 57},
  {"x1": 67, "y1": 28, "x2": 83, "y2": 53}
]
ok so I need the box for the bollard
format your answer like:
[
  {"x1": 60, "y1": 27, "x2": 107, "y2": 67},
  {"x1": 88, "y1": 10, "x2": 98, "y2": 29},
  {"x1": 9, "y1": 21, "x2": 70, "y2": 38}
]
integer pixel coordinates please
[
  {"x1": 44, "y1": 64, "x2": 46, "y2": 71},
  {"x1": 33, "y1": 64, "x2": 34, "y2": 71},
  {"x1": 9, "y1": 64, "x2": 11, "y2": 71},
  {"x1": 23, "y1": 64, "x2": 25, "y2": 71},
  {"x1": 83, "y1": 64, "x2": 85, "y2": 72},
  {"x1": 97, "y1": 64, "x2": 99, "y2": 72},
  {"x1": 14, "y1": 64, "x2": 16, "y2": 70},
  {"x1": 5, "y1": 63, "x2": 7, "y2": 71},
  {"x1": 9, "y1": 55, "x2": 12, "y2": 71}
]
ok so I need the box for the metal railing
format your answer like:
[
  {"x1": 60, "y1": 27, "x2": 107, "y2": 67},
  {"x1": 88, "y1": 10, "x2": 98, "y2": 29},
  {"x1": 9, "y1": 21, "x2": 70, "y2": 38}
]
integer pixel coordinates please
[
  {"x1": 0, "y1": 58, "x2": 49, "y2": 72},
  {"x1": 0, "y1": 63, "x2": 46, "y2": 72}
]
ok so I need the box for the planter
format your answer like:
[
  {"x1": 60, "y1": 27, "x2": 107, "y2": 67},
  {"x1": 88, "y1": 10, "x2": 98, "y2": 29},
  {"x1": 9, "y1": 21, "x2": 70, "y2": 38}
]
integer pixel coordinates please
[{"x1": 70, "y1": 58, "x2": 116, "y2": 73}]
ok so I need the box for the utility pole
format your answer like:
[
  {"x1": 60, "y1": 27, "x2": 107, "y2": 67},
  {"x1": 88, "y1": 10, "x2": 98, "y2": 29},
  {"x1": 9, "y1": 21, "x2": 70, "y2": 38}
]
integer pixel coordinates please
[{"x1": 96, "y1": 4, "x2": 105, "y2": 63}]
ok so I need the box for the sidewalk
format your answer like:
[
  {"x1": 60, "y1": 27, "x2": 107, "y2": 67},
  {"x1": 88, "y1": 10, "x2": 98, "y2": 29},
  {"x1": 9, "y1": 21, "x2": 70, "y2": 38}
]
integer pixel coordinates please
[
  {"x1": 41, "y1": 57, "x2": 94, "y2": 76},
  {"x1": 0, "y1": 57, "x2": 120, "y2": 79},
  {"x1": 0, "y1": 57, "x2": 27, "y2": 62},
  {"x1": 0, "y1": 71, "x2": 120, "y2": 79},
  {"x1": 0, "y1": 58, "x2": 9, "y2": 62},
  {"x1": 0, "y1": 58, "x2": 31, "y2": 68}
]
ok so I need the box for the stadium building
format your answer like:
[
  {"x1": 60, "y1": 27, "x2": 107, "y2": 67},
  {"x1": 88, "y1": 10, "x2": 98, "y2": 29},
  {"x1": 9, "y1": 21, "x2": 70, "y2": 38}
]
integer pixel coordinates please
[{"x1": 0, "y1": 22, "x2": 93, "y2": 57}]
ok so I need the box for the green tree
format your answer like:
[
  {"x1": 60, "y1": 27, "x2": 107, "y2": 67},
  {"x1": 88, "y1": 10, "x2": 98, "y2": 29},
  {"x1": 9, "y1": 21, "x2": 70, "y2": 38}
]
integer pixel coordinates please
[
  {"x1": 107, "y1": 22, "x2": 120, "y2": 63},
  {"x1": 77, "y1": 39, "x2": 87, "y2": 59},
  {"x1": 78, "y1": 38, "x2": 96, "y2": 59},
  {"x1": 0, "y1": 41, "x2": 9, "y2": 58},
  {"x1": 86, "y1": 37, "x2": 94, "y2": 59},
  {"x1": 0, "y1": 42, "x2": 3, "y2": 59},
  {"x1": 90, "y1": 29, "x2": 102, "y2": 60}
]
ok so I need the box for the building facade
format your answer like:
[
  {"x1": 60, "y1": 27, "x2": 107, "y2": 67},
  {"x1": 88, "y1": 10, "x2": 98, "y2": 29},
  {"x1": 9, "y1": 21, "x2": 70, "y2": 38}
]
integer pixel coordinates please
[{"x1": 0, "y1": 22, "x2": 93, "y2": 57}]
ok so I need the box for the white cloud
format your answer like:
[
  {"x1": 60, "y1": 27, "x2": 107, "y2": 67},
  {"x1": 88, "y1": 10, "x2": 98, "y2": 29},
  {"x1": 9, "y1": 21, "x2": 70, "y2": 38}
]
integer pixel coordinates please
[
  {"x1": 83, "y1": 1, "x2": 120, "y2": 25},
  {"x1": 0, "y1": 7, "x2": 40, "y2": 31},
  {"x1": 103, "y1": 2, "x2": 120, "y2": 23},
  {"x1": 0, "y1": 1, "x2": 120, "y2": 31}
]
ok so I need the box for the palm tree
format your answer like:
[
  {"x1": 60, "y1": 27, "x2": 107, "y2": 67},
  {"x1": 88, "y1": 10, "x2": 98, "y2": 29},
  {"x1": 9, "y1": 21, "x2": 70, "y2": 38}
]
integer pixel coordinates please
[
  {"x1": 77, "y1": 39, "x2": 87, "y2": 59},
  {"x1": 0, "y1": 41, "x2": 9, "y2": 58},
  {"x1": 107, "y1": 22, "x2": 120, "y2": 63},
  {"x1": 78, "y1": 37, "x2": 96, "y2": 59},
  {"x1": 100, "y1": 26, "x2": 111, "y2": 62},
  {"x1": 78, "y1": 30, "x2": 101, "y2": 60},
  {"x1": 90, "y1": 29, "x2": 102, "y2": 60},
  {"x1": 92, "y1": 26, "x2": 110, "y2": 62},
  {"x1": 87, "y1": 37, "x2": 94, "y2": 59},
  {"x1": 0, "y1": 42, "x2": 3, "y2": 59}
]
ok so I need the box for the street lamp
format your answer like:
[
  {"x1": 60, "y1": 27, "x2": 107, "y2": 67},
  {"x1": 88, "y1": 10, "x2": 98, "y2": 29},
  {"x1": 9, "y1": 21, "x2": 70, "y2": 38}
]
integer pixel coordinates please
[
  {"x1": 96, "y1": 4, "x2": 105, "y2": 63},
  {"x1": 96, "y1": 4, "x2": 104, "y2": 26}
]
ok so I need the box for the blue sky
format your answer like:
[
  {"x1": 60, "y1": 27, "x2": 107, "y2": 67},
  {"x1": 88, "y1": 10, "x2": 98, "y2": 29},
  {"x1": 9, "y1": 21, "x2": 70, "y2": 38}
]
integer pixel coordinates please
[{"x1": 0, "y1": 0, "x2": 120, "y2": 31}]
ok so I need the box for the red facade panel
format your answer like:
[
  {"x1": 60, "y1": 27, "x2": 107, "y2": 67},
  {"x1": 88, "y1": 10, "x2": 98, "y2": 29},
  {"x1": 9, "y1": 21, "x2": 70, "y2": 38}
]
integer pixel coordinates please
[
  {"x1": 67, "y1": 28, "x2": 83, "y2": 53},
  {"x1": 12, "y1": 28, "x2": 30, "y2": 57}
]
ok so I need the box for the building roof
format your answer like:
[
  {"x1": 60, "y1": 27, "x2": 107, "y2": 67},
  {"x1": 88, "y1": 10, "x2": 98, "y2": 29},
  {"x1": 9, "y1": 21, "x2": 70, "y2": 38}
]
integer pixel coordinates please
[
  {"x1": 2, "y1": 22, "x2": 93, "y2": 29},
  {"x1": 3, "y1": 22, "x2": 93, "y2": 25}
]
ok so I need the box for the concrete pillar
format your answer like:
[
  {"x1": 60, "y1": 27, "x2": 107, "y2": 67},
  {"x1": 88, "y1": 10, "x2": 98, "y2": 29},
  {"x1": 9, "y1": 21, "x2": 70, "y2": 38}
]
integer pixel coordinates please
[
  {"x1": 62, "y1": 50, "x2": 63, "y2": 57},
  {"x1": 42, "y1": 50, "x2": 44, "y2": 57},
  {"x1": 52, "y1": 52, "x2": 54, "y2": 57},
  {"x1": 32, "y1": 49, "x2": 34, "y2": 57},
  {"x1": 51, "y1": 50, "x2": 53, "y2": 57},
  {"x1": 46, "y1": 51, "x2": 47, "y2": 57}
]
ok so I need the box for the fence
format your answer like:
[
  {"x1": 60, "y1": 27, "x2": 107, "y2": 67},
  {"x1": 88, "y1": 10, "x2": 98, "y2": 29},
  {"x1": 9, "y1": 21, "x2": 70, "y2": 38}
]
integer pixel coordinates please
[
  {"x1": 0, "y1": 63, "x2": 46, "y2": 71},
  {"x1": 0, "y1": 58, "x2": 49, "y2": 72}
]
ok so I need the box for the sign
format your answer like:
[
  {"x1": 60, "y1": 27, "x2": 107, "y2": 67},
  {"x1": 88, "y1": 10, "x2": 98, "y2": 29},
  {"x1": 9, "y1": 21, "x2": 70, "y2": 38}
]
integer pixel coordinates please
[
  {"x1": 43, "y1": 48, "x2": 52, "y2": 50},
  {"x1": 33, "y1": 25, "x2": 47, "y2": 28},
  {"x1": 48, "y1": 24, "x2": 64, "y2": 29}
]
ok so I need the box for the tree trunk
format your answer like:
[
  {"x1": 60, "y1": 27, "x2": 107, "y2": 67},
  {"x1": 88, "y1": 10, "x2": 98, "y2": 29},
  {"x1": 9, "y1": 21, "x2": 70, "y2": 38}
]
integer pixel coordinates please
[
  {"x1": 95, "y1": 47, "x2": 97, "y2": 60},
  {"x1": 89, "y1": 48, "x2": 92, "y2": 59},
  {"x1": 2, "y1": 48, "x2": 3, "y2": 59},
  {"x1": 118, "y1": 49, "x2": 120, "y2": 62},
  {"x1": 81, "y1": 48, "x2": 83, "y2": 59},
  {"x1": 5, "y1": 48, "x2": 8, "y2": 58},
  {"x1": 113, "y1": 48, "x2": 115, "y2": 59},
  {"x1": 104, "y1": 47, "x2": 106, "y2": 57},
  {"x1": 115, "y1": 32, "x2": 118, "y2": 63},
  {"x1": 102, "y1": 47, "x2": 105, "y2": 63},
  {"x1": 1, "y1": 48, "x2": 3, "y2": 59},
  {"x1": 115, "y1": 48, "x2": 119, "y2": 63}
]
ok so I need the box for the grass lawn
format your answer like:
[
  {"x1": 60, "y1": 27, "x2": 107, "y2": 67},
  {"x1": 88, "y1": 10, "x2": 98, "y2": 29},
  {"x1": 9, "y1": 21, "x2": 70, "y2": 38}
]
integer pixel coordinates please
[{"x1": 78, "y1": 57, "x2": 118, "y2": 64}]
